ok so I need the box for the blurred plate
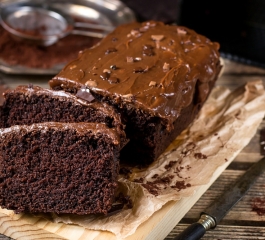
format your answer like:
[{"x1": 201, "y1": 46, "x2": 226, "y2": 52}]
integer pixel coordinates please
[{"x1": 0, "y1": 0, "x2": 135, "y2": 75}]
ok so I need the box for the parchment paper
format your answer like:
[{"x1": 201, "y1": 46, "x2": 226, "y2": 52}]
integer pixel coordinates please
[{"x1": 27, "y1": 80, "x2": 265, "y2": 238}]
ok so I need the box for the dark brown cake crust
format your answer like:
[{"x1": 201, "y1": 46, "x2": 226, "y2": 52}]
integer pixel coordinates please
[
  {"x1": 50, "y1": 21, "x2": 222, "y2": 164},
  {"x1": 0, "y1": 122, "x2": 121, "y2": 215}
]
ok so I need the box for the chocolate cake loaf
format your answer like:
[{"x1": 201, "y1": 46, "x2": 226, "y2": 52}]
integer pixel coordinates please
[
  {"x1": 0, "y1": 122, "x2": 121, "y2": 214},
  {"x1": 50, "y1": 21, "x2": 222, "y2": 164},
  {"x1": 0, "y1": 85, "x2": 127, "y2": 146}
]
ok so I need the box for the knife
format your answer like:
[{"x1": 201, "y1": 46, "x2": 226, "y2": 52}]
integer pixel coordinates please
[{"x1": 173, "y1": 130, "x2": 265, "y2": 240}]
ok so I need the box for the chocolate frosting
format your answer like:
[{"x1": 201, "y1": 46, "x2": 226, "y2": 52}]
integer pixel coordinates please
[{"x1": 51, "y1": 21, "x2": 221, "y2": 126}]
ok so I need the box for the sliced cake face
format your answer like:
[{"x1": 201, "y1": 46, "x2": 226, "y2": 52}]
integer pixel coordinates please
[
  {"x1": 0, "y1": 85, "x2": 127, "y2": 146},
  {"x1": 0, "y1": 122, "x2": 120, "y2": 215},
  {"x1": 50, "y1": 21, "x2": 221, "y2": 127}
]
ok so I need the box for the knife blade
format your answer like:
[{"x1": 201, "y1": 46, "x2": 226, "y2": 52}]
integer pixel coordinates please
[{"x1": 173, "y1": 130, "x2": 265, "y2": 240}]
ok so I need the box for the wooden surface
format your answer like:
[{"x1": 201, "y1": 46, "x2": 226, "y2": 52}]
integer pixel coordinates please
[
  {"x1": 0, "y1": 59, "x2": 265, "y2": 239},
  {"x1": 165, "y1": 60, "x2": 265, "y2": 240}
]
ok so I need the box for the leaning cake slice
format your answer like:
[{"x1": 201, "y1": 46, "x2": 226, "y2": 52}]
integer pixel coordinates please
[
  {"x1": 0, "y1": 122, "x2": 121, "y2": 215},
  {"x1": 0, "y1": 85, "x2": 127, "y2": 147}
]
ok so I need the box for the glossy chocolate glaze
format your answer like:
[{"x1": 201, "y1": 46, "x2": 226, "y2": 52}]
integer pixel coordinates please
[
  {"x1": 0, "y1": 122, "x2": 121, "y2": 145},
  {"x1": 50, "y1": 21, "x2": 221, "y2": 127}
]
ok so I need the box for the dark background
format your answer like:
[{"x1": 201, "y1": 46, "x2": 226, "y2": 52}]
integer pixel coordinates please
[{"x1": 121, "y1": 0, "x2": 265, "y2": 68}]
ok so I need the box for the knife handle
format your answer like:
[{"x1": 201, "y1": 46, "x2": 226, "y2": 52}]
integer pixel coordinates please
[
  {"x1": 173, "y1": 214, "x2": 216, "y2": 240},
  {"x1": 173, "y1": 223, "x2": 206, "y2": 240}
]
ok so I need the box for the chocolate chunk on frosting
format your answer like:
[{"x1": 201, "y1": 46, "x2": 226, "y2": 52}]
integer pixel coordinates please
[
  {"x1": 51, "y1": 21, "x2": 221, "y2": 125},
  {"x1": 75, "y1": 86, "x2": 95, "y2": 102}
]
